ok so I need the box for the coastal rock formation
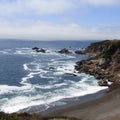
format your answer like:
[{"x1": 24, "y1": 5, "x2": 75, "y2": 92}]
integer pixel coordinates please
[
  {"x1": 75, "y1": 50, "x2": 85, "y2": 55},
  {"x1": 32, "y1": 47, "x2": 39, "y2": 50},
  {"x1": 32, "y1": 47, "x2": 46, "y2": 53},
  {"x1": 75, "y1": 40, "x2": 120, "y2": 85},
  {"x1": 58, "y1": 48, "x2": 72, "y2": 54},
  {"x1": 36, "y1": 48, "x2": 46, "y2": 53}
]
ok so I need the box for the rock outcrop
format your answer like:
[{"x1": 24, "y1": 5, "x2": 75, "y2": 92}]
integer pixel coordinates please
[
  {"x1": 32, "y1": 47, "x2": 39, "y2": 50},
  {"x1": 32, "y1": 47, "x2": 46, "y2": 53},
  {"x1": 75, "y1": 50, "x2": 85, "y2": 55},
  {"x1": 75, "y1": 40, "x2": 120, "y2": 86},
  {"x1": 36, "y1": 48, "x2": 46, "y2": 53},
  {"x1": 58, "y1": 48, "x2": 72, "y2": 54}
]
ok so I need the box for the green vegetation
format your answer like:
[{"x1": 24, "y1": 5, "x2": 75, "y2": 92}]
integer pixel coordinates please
[
  {"x1": 0, "y1": 112, "x2": 43, "y2": 120},
  {"x1": 0, "y1": 112, "x2": 78, "y2": 120}
]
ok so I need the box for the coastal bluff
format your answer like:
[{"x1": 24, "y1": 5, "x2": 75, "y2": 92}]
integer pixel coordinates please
[{"x1": 75, "y1": 40, "x2": 120, "y2": 85}]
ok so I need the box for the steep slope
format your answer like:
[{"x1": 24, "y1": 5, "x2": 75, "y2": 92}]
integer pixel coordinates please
[{"x1": 75, "y1": 40, "x2": 120, "y2": 84}]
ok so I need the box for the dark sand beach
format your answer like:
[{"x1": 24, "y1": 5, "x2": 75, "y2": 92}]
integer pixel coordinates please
[{"x1": 44, "y1": 87, "x2": 120, "y2": 120}]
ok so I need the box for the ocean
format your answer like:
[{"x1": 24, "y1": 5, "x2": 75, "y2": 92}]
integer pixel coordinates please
[{"x1": 0, "y1": 40, "x2": 106, "y2": 113}]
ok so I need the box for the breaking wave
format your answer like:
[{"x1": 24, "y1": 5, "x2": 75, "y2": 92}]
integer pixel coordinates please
[{"x1": 0, "y1": 47, "x2": 107, "y2": 113}]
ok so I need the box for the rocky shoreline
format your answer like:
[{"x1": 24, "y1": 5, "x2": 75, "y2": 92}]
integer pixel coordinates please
[
  {"x1": 43, "y1": 40, "x2": 120, "y2": 120},
  {"x1": 1, "y1": 40, "x2": 120, "y2": 120},
  {"x1": 75, "y1": 40, "x2": 120, "y2": 87}
]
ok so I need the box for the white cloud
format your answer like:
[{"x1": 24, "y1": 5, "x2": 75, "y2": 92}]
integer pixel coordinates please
[
  {"x1": 0, "y1": 21, "x2": 119, "y2": 40},
  {"x1": 0, "y1": 0, "x2": 120, "y2": 40},
  {"x1": 82, "y1": 0, "x2": 120, "y2": 6},
  {"x1": 0, "y1": 0, "x2": 119, "y2": 17},
  {"x1": 0, "y1": 0, "x2": 74, "y2": 16}
]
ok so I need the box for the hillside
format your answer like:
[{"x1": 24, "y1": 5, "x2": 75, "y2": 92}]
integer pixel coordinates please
[{"x1": 75, "y1": 40, "x2": 120, "y2": 85}]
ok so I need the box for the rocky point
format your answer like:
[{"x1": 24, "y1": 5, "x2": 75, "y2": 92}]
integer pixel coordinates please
[{"x1": 75, "y1": 40, "x2": 120, "y2": 86}]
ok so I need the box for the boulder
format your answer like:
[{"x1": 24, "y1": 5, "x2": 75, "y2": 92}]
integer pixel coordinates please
[
  {"x1": 75, "y1": 50, "x2": 85, "y2": 55},
  {"x1": 58, "y1": 48, "x2": 71, "y2": 54},
  {"x1": 98, "y1": 58, "x2": 106, "y2": 66},
  {"x1": 49, "y1": 67, "x2": 56, "y2": 70},
  {"x1": 98, "y1": 80, "x2": 108, "y2": 86},
  {"x1": 36, "y1": 48, "x2": 46, "y2": 53},
  {"x1": 32, "y1": 47, "x2": 39, "y2": 50}
]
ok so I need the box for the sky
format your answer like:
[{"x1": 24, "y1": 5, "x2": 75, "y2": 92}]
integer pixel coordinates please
[{"x1": 0, "y1": 0, "x2": 120, "y2": 40}]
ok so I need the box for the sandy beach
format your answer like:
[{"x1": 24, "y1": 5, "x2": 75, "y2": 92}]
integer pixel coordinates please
[{"x1": 44, "y1": 87, "x2": 120, "y2": 120}]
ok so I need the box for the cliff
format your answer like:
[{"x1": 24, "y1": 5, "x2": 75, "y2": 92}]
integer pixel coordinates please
[{"x1": 75, "y1": 40, "x2": 120, "y2": 85}]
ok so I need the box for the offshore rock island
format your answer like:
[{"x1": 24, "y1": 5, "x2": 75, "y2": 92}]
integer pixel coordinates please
[{"x1": 75, "y1": 40, "x2": 120, "y2": 87}]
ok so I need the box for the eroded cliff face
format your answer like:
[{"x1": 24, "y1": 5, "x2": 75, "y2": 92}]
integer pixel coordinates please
[{"x1": 75, "y1": 40, "x2": 120, "y2": 84}]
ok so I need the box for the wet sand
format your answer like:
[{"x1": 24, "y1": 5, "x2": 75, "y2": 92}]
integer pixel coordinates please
[
  {"x1": 44, "y1": 88, "x2": 120, "y2": 120},
  {"x1": 20, "y1": 89, "x2": 106, "y2": 115}
]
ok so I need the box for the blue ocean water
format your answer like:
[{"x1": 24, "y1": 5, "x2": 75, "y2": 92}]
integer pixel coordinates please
[{"x1": 0, "y1": 40, "x2": 106, "y2": 113}]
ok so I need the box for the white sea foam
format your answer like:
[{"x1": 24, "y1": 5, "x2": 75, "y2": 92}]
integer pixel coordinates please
[
  {"x1": 0, "y1": 84, "x2": 34, "y2": 95},
  {"x1": 23, "y1": 62, "x2": 44, "y2": 72},
  {"x1": 0, "y1": 74, "x2": 107, "y2": 113},
  {"x1": 39, "y1": 74, "x2": 55, "y2": 79},
  {"x1": 35, "y1": 83, "x2": 67, "y2": 90},
  {"x1": 0, "y1": 51, "x2": 9, "y2": 54},
  {"x1": 14, "y1": 48, "x2": 34, "y2": 55},
  {"x1": 0, "y1": 95, "x2": 46, "y2": 113},
  {"x1": 53, "y1": 71, "x2": 64, "y2": 76},
  {"x1": 54, "y1": 62, "x2": 76, "y2": 74},
  {"x1": 23, "y1": 64, "x2": 29, "y2": 71},
  {"x1": 20, "y1": 72, "x2": 42, "y2": 85},
  {"x1": 0, "y1": 47, "x2": 108, "y2": 114}
]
